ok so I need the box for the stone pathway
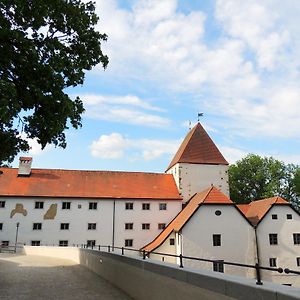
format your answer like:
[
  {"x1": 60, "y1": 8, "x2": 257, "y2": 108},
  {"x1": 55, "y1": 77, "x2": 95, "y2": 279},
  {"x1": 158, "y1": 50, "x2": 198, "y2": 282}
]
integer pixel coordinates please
[{"x1": 0, "y1": 253, "x2": 132, "y2": 300}]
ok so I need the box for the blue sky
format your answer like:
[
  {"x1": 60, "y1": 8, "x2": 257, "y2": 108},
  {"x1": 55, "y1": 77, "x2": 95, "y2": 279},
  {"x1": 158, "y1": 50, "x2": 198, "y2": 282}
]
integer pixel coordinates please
[{"x1": 14, "y1": 0, "x2": 300, "y2": 172}]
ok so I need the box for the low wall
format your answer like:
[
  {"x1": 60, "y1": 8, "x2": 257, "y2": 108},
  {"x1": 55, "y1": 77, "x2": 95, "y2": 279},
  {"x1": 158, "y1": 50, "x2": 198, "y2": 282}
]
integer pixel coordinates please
[{"x1": 23, "y1": 246, "x2": 300, "y2": 300}]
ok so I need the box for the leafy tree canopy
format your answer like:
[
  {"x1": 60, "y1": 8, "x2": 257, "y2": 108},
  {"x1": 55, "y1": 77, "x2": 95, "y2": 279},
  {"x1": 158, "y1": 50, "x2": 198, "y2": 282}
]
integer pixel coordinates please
[
  {"x1": 0, "y1": 0, "x2": 108, "y2": 164},
  {"x1": 229, "y1": 154, "x2": 300, "y2": 210}
]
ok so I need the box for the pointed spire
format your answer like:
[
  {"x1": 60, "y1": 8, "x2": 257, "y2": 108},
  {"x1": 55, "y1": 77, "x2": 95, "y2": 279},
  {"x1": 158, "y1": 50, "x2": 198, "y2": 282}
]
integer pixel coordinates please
[{"x1": 167, "y1": 123, "x2": 228, "y2": 171}]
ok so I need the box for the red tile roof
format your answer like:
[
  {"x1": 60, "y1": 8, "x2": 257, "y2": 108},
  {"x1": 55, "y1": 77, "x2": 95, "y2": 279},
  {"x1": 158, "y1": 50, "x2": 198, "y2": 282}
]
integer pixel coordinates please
[
  {"x1": 142, "y1": 186, "x2": 233, "y2": 251},
  {"x1": 166, "y1": 123, "x2": 228, "y2": 171},
  {"x1": 237, "y1": 197, "x2": 289, "y2": 225},
  {"x1": 0, "y1": 168, "x2": 182, "y2": 200}
]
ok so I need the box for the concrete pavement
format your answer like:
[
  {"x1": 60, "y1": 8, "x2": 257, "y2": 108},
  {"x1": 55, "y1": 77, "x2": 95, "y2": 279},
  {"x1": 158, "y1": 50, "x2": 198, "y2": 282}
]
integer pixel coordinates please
[{"x1": 0, "y1": 253, "x2": 132, "y2": 300}]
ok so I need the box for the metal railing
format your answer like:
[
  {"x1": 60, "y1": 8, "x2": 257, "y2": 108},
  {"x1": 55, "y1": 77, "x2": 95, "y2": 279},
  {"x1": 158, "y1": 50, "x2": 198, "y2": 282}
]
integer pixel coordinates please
[
  {"x1": 77, "y1": 244, "x2": 300, "y2": 286},
  {"x1": 17, "y1": 243, "x2": 299, "y2": 285}
]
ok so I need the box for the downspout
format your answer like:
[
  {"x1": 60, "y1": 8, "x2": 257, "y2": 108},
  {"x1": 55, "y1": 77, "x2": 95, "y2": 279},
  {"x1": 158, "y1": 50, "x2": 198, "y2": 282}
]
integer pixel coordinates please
[
  {"x1": 112, "y1": 200, "x2": 116, "y2": 248},
  {"x1": 254, "y1": 225, "x2": 260, "y2": 265}
]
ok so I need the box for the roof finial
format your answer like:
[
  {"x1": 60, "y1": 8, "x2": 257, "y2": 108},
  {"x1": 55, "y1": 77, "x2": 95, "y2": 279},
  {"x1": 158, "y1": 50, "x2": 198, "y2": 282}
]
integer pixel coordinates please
[
  {"x1": 188, "y1": 120, "x2": 191, "y2": 130},
  {"x1": 197, "y1": 112, "x2": 204, "y2": 122}
]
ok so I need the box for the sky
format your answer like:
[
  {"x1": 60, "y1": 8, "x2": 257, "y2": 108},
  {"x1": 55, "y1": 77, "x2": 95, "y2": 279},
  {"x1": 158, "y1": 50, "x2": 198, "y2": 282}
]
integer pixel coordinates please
[{"x1": 13, "y1": 0, "x2": 300, "y2": 173}]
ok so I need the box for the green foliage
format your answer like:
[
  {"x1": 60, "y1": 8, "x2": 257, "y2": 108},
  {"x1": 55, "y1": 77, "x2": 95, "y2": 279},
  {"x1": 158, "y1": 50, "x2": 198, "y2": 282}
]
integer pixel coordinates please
[
  {"x1": 0, "y1": 0, "x2": 108, "y2": 164},
  {"x1": 229, "y1": 154, "x2": 300, "y2": 210}
]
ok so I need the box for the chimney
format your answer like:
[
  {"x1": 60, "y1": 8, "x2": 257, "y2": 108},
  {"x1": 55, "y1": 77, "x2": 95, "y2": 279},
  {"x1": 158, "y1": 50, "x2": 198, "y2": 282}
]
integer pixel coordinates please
[{"x1": 18, "y1": 157, "x2": 33, "y2": 177}]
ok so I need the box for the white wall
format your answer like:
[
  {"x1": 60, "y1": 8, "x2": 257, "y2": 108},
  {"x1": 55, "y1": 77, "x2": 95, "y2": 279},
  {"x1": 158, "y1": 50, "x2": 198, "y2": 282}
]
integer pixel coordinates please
[
  {"x1": 0, "y1": 197, "x2": 182, "y2": 250},
  {"x1": 256, "y1": 205, "x2": 300, "y2": 287},
  {"x1": 167, "y1": 163, "x2": 229, "y2": 202},
  {"x1": 181, "y1": 205, "x2": 256, "y2": 278}
]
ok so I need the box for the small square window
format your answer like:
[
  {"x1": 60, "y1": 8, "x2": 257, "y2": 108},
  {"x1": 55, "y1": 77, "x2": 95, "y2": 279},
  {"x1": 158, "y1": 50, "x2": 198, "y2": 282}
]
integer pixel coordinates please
[
  {"x1": 0, "y1": 201, "x2": 6, "y2": 208},
  {"x1": 125, "y1": 202, "x2": 133, "y2": 210},
  {"x1": 297, "y1": 257, "x2": 300, "y2": 267},
  {"x1": 213, "y1": 260, "x2": 224, "y2": 273},
  {"x1": 269, "y1": 258, "x2": 277, "y2": 267},
  {"x1": 62, "y1": 202, "x2": 71, "y2": 210},
  {"x1": 213, "y1": 234, "x2": 221, "y2": 246},
  {"x1": 33, "y1": 223, "x2": 42, "y2": 230},
  {"x1": 87, "y1": 240, "x2": 96, "y2": 247},
  {"x1": 1, "y1": 241, "x2": 9, "y2": 246},
  {"x1": 271, "y1": 214, "x2": 278, "y2": 220},
  {"x1": 287, "y1": 214, "x2": 292, "y2": 220},
  {"x1": 31, "y1": 241, "x2": 41, "y2": 246},
  {"x1": 88, "y1": 223, "x2": 97, "y2": 230},
  {"x1": 125, "y1": 223, "x2": 133, "y2": 230},
  {"x1": 269, "y1": 233, "x2": 278, "y2": 245},
  {"x1": 35, "y1": 202, "x2": 44, "y2": 209},
  {"x1": 159, "y1": 203, "x2": 167, "y2": 210},
  {"x1": 78, "y1": 204, "x2": 82, "y2": 209},
  {"x1": 59, "y1": 240, "x2": 68, "y2": 247},
  {"x1": 158, "y1": 223, "x2": 166, "y2": 230},
  {"x1": 169, "y1": 238, "x2": 175, "y2": 245},
  {"x1": 89, "y1": 202, "x2": 97, "y2": 210},
  {"x1": 142, "y1": 223, "x2": 150, "y2": 230},
  {"x1": 125, "y1": 239, "x2": 133, "y2": 247},
  {"x1": 142, "y1": 203, "x2": 150, "y2": 210},
  {"x1": 293, "y1": 233, "x2": 300, "y2": 245},
  {"x1": 0, "y1": 223, "x2": 3, "y2": 231},
  {"x1": 60, "y1": 223, "x2": 69, "y2": 230}
]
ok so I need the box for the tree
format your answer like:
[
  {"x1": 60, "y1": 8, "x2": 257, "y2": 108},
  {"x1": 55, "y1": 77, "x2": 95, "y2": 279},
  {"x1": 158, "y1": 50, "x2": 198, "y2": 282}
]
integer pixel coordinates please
[
  {"x1": 0, "y1": 0, "x2": 108, "y2": 164},
  {"x1": 229, "y1": 154, "x2": 300, "y2": 210}
]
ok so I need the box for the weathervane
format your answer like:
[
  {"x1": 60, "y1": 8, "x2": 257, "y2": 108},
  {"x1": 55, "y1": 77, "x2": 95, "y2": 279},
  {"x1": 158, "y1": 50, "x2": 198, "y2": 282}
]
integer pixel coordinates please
[{"x1": 197, "y1": 112, "x2": 204, "y2": 122}]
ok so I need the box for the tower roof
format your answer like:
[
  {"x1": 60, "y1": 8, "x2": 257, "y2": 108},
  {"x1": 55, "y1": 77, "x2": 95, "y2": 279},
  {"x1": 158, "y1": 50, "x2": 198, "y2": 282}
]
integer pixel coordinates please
[{"x1": 166, "y1": 123, "x2": 228, "y2": 171}]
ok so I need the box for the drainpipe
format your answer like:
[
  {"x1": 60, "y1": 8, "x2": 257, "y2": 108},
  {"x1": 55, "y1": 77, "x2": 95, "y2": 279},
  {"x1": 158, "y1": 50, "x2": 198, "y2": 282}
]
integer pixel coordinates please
[
  {"x1": 254, "y1": 225, "x2": 263, "y2": 285},
  {"x1": 112, "y1": 200, "x2": 116, "y2": 248}
]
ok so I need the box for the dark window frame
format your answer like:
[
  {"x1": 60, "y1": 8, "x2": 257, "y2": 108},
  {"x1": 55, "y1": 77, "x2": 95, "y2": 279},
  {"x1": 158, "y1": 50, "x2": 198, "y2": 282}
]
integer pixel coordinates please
[
  {"x1": 159, "y1": 203, "x2": 167, "y2": 210},
  {"x1": 62, "y1": 202, "x2": 71, "y2": 210},
  {"x1": 33, "y1": 223, "x2": 42, "y2": 230},
  {"x1": 125, "y1": 202, "x2": 133, "y2": 210},
  {"x1": 142, "y1": 203, "x2": 150, "y2": 210},
  {"x1": 271, "y1": 214, "x2": 278, "y2": 220},
  {"x1": 125, "y1": 239, "x2": 133, "y2": 247},
  {"x1": 269, "y1": 233, "x2": 278, "y2": 245},
  {"x1": 169, "y1": 238, "x2": 175, "y2": 245},
  {"x1": 125, "y1": 223, "x2": 133, "y2": 230},
  {"x1": 89, "y1": 202, "x2": 98, "y2": 210},
  {"x1": 213, "y1": 234, "x2": 221, "y2": 246},
  {"x1": 31, "y1": 241, "x2": 41, "y2": 246},
  {"x1": 88, "y1": 223, "x2": 97, "y2": 230},
  {"x1": 287, "y1": 214, "x2": 293, "y2": 220},
  {"x1": 0, "y1": 201, "x2": 6, "y2": 208},
  {"x1": 0, "y1": 223, "x2": 3, "y2": 231},
  {"x1": 35, "y1": 201, "x2": 44, "y2": 209},
  {"x1": 60, "y1": 223, "x2": 70, "y2": 230},
  {"x1": 59, "y1": 240, "x2": 68, "y2": 247},
  {"x1": 269, "y1": 258, "x2": 277, "y2": 267},
  {"x1": 297, "y1": 257, "x2": 300, "y2": 267},
  {"x1": 293, "y1": 233, "x2": 300, "y2": 245},
  {"x1": 158, "y1": 223, "x2": 166, "y2": 230},
  {"x1": 87, "y1": 240, "x2": 96, "y2": 247},
  {"x1": 142, "y1": 223, "x2": 150, "y2": 230},
  {"x1": 213, "y1": 260, "x2": 224, "y2": 273}
]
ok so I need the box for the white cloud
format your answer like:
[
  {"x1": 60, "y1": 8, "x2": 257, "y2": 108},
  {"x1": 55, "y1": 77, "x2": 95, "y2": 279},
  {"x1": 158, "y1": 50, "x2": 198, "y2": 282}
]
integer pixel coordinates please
[
  {"x1": 90, "y1": 133, "x2": 127, "y2": 159},
  {"x1": 19, "y1": 133, "x2": 51, "y2": 156},
  {"x1": 90, "y1": 132, "x2": 180, "y2": 161},
  {"x1": 78, "y1": 93, "x2": 170, "y2": 128}
]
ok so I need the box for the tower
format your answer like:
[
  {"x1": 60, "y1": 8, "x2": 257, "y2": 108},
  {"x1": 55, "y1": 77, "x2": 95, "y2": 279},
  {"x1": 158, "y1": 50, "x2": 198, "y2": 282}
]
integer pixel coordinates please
[{"x1": 166, "y1": 123, "x2": 229, "y2": 202}]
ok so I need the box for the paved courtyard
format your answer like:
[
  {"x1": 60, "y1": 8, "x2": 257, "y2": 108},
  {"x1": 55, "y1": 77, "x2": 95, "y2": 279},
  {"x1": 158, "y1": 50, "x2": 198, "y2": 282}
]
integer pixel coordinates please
[{"x1": 0, "y1": 253, "x2": 132, "y2": 300}]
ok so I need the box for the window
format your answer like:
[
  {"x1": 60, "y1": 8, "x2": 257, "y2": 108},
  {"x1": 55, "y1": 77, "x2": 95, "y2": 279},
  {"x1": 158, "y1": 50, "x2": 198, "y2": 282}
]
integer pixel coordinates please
[
  {"x1": 269, "y1": 234, "x2": 278, "y2": 245},
  {"x1": 287, "y1": 214, "x2": 293, "y2": 220},
  {"x1": 142, "y1": 223, "x2": 150, "y2": 230},
  {"x1": 0, "y1": 201, "x2": 5, "y2": 208},
  {"x1": 35, "y1": 201, "x2": 44, "y2": 209},
  {"x1": 88, "y1": 223, "x2": 96, "y2": 230},
  {"x1": 31, "y1": 241, "x2": 40, "y2": 246},
  {"x1": 125, "y1": 239, "x2": 133, "y2": 247},
  {"x1": 0, "y1": 223, "x2": 2, "y2": 231},
  {"x1": 78, "y1": 204, "x2": 82, "y2": 209},
  {"x1": 59, "y1": 240, "x2": 68, "y2": 247},
  {"x1": 215, "y1": 210, "x2": 222, "y2": 216},
  {"x1": 213, "y1": 234, "x2": 221, "y2": 246},
  {"x1": 297, "y1": 257, "x2": 300, "y2": 267},
  {"x1": 125, "y1": 202, "x2": 133, "y2": 210},
  {"x1": 125, "y1": 223, "x2": 133, "y2": 230},
  {"x1": 62, "y1": 202, "x2": 71, "y2": 210},
  {"x1": 87, "y1": 240, "x2": 96, "y2": 247},
  {"x1": 1, "y1": 241, "x2": 9, "y2": 246},
  {"x1": 33, "y1": 223, "x2": 42, "y2": 230},
  {"x1": 159, "y1": 203, "x2": 167, "y2": 210},
  {"x1": 293, "y1": 233, "x2": 300, "y2": 245},
  {"x1": 213, "y1": 260, "x2": 224, "y2": 273},
  {"x1": 271, "y1": 214, "x2": 278, "y2": 220},
  {"x1": 169, "y1": 238, "x2": 175, "y2": 245},
  {"x1": 142, "y1": 203, "x2": 150, "y2": 210},
  {"x1": 60, "y1": 223, "x2": 69, "y2": 230},
  {"x1": 158, "y1": 223, "x2": 166, "y2": 230},
  {"x1": 89, "y1": 202, "x2": 97, "y2": 210},
  {"x1": 269, "y1": 258, "x2": 277, "y2": 267}
]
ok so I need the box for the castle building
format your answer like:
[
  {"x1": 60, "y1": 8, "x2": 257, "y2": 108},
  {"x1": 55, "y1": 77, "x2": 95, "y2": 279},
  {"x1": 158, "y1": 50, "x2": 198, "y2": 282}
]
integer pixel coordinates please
[{"x1": 0, "y1": 123, "x2": 299, "y2": 287}]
